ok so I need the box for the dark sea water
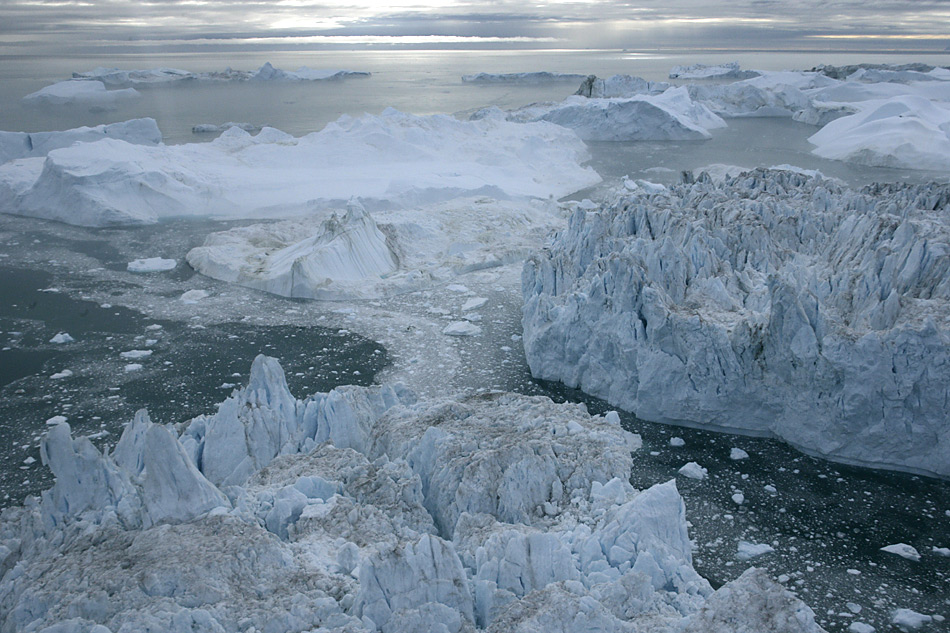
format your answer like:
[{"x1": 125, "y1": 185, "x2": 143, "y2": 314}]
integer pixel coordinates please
[{"x1": 0, "y1": 47, "x2": 948, "y2": 632}]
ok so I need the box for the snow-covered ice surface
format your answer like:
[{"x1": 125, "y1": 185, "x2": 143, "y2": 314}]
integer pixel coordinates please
[
  {"x1": 0, "y1": 109, "x2": 598, "y2": 226},
  {"x1": 0, "y1": 208, "x2": 947, "y2": 633},
  {"x1": 523, "y1": 168, "x2": 950, "y2": 478},
  {"x1": 0, "y1": 353, "x2": 835, "y2": 633},
  {"x1": 0, "y1": 119, "x2": 161, "y2": 164}
]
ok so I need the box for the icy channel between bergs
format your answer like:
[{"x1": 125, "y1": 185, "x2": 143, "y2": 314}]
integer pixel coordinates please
[
  {"x1": 522, "y1": 167, "x2": 950, "y2": 477},
  {"x1": 0, "y1": 355, "x2": 826, "y2": 633},
  {"x1": 0, "y1": 108, "x2": 599, "y2": 227}
]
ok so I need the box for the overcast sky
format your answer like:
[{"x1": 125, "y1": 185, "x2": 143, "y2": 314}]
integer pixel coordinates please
[{"x1": 2, "y1": 0, "x2": 949, "y2": 54}]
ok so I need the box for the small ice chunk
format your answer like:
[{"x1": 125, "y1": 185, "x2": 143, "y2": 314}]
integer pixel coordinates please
[
  {"x1": 446, "y1": 284, "x2": 469, "y2": 293},
  {"x1": 731, "y1": 492, "x2": 745, "y2": 505},
  {"x1": 764, "y1": 484, "x2": 777, "y2": 493},
  {"x1": 23, "y1": 456, "x2": 36, "y2": 465},
  {"x1": 730, "y1": 447, "x2": 749, "y2": 460},
  {"x1": 461, "y1": 297, "x2": 487, "y2": 311},
  {"x1": 125, "y1": 363, "x2": 143, "y2": 372},
  {"x1": 50, "y1": 369, "x2": 73, "y2": 379},
  {"x1": 736, "y1": 541, "x2": 774, "y2": 560},
  {"x1": 145, "y1": 324, "x2": 163, "y2": 331},
  {"x1": 127, "y1": 257, "x2": 176, "y2": 272},
  {"x1": 669, "y1": 437, "x2": 685, "y2": 447},
  {"x1": 846, "y1": 603, "x2": 863, "y2": 614},
  {"x1": 181, "y1": 289, "x2": 210, "y2": 303},
  {"x1": 932, "y1": 546, "x2": 950, "y2": 557},
  {"x1": 892, "y1": 609, "x2": 932, "y2": 631},
  {"x1": 120, "y1": 349, "x2": 152, "y2": 360},
  {"x1": 45, "y1": 415, "x2": 67, "y2": 426},
  {"x1": 848, "y1": 623, "x2": 875, "y2": 633},
  {"x1": 49, "y1": 332, "x2": 74, "y2": 344},
  {"x1": 442, "y1": 321, "x2": 482, "y2": 337},
  {"x1": 880, "y1": 543, "x2": 920, "y2": 561},
  {"x1": 846, "y1": 569, "x2": 861, "y2": 575},
  {"x1": 679, "y1": 462, "x2": 707, "y2": 480}
]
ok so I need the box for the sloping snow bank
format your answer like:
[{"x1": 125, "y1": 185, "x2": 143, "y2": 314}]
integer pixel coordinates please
[
  {"x1": 496, "y1": 87, "x2": 726, "y2": 141},
  {"x1": 522, "y1": 168, "x2": 950, "y2": 477},
  {"x1": 0, "y1": 355, "x2": 825, "y2": 633},
  {"x1": 807, "y1": 96, "x2": 950, "y2": 171},
  {"x1": 186, "y1": 197, "x2": 566, "y2": 300},
  {"x1": 0, "y1": 119, "x2": 161, "y2": 164},
  {"x1": 0, "y1": 108, "x2": 599, "y2": 226}
]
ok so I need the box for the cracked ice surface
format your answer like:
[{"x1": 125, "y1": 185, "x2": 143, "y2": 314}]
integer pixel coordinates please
[
  {"x1": 523, "y1": 168, "x2": 950, "y2": 477},
  {"x1": 0, "y1": 355, "x2": 827, "y2": 633}
]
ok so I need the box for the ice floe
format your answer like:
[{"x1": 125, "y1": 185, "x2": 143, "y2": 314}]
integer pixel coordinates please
[
  {"x1": 880, "y1": 543, "x2": 921, "y2": 561},
  {"x1": 0, "y1": 355, "x2": 827, "y2": 633},
  {"x1": 126, "y1": 257, "x2": 176, "y2": 273},
  {"x1": 522, "y1": 168, "x2": 950, "y2": 476},
  {"x1": 0, "y1": 119, "x2": 161, "y2": 164},
  {"x1": 0, "y1": 108, "x2": 598, "y2": 226}
]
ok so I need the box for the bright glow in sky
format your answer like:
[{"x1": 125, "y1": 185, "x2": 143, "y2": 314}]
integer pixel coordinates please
[{"x1": 2, "y1": 0, "x2": 949, "y2": 52}]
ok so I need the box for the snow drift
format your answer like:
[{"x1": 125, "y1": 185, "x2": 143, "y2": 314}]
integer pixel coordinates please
[
  {"x1": 0, "y1": 108, "x2": 599, "y2": 226},
  {"x1": 522, "y1": 168, "x2": 950, "y2": 477},
  {"x1": 0, "y1": 355, "x2": 826, "y2": 633}
]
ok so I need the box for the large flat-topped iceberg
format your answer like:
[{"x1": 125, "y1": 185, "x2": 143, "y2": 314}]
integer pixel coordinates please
[
  {"x1": 0, "y1": 108, "x2": 599, "y2": 226},
  {"x1": 461, "y1": 71, "x2": 587, "y2": 84},
  {"x1": 0, "y1": 118, "x2": 161, "y2": 164},
  {"x1": 523, "y1": 168, "x2": 950, "y2": 477},
  {"x1": 497, "y1": 87, "x2": 726, "y2": 141},
  {"x1": 574, "y1": 74, "x2": 670, "y2": 98},
  {"x1": 669, "y1": 62, "x2": 760, "y2": 80},
  {"x1": 22, "y1": 80, "x2": 140, "y2": 109},
  {"x1": 808, "y1": 96, "x2": 950, "y2": 171},
  {"x1": 0, "y1": 355, "x2": 826, "y2": 633},
  {"x1": 186, "y1": 197, "x2": 566, "y2": 300}
]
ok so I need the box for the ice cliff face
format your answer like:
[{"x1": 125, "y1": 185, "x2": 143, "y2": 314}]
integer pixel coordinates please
[
  {"x1": 523, "y1": 168, "x2": 950, "y2": 477},
  {"x1": 0, "y1": 356, "x2": 825, "y2": 633},
  {"x1": 0, "y1": 119, "x2": 161, "y2": 164}
]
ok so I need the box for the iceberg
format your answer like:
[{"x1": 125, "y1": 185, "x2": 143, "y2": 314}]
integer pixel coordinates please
[
  {"x1": 574, "y1": 74, "x2": 671, "y2": 98},
  {"x1": 22, "y1": 80, "x2": 140, "y2": 109},
  {"x1": 68, "y1": 63, "x2": 371, "y2": 87},
  {"x1": 0, "y1": 119, "x2": 161, "y2": 164},
  {"x1": 807, "y1": 96, "x2": 950, "y2": 171},
  {"x1": 500, "y1": 87, "x2": 726, "y2": 141},
  {"x1": 191, "y1": 122, "x2": 262, "y2": 134},
  {"x1": 0, "y1": 108, "x2": 599, "y2": 227},
  {"x1": 522, "y1": 168, "x2": 950, "y2": 477},
  {"x1": 669, "y1": 62, "x2": 760, "y2": 80},
  {"x1": 186, "y1": 196, "x2": 569, "y2": 300},
  {"x1": 0, "y1": 355, "x2": 826, "y2": 633},
  {"x1": 461, "y1": 71, "x2": 587, "y2": 84}
]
